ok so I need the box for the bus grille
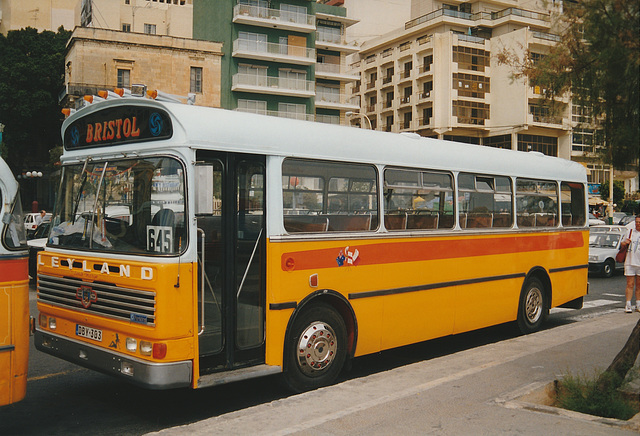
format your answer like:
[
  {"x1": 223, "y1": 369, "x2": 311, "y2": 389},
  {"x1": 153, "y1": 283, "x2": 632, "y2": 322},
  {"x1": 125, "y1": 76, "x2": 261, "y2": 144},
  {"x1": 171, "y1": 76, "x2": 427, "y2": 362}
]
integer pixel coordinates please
[{"x1": 37, "y1": 274, "x2": 156, "y2": 326}]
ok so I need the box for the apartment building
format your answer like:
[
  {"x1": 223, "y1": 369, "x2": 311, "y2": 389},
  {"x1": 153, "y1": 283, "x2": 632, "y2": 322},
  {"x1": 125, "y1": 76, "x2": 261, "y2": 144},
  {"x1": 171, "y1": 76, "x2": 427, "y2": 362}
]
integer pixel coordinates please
[
  {"x1": 193, "y1": 0, "x2": 359, "y2": 125},
  {"x1": 348, "y1": 0, "x2": 573, "y2": 161},
  {"x1": 60, "y1": 27, "x2": 223, "y2": 108}
]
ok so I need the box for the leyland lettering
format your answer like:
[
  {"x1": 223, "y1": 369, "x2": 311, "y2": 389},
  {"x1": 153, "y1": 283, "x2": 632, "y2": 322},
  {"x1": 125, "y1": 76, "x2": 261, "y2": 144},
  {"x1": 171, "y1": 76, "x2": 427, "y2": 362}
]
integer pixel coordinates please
[
  {"x1": 38, "y1": 255, "x2": 153, "y2": 280},
  {"x1": 86, "y1": 117, "x2": 141, "y2": 144}
]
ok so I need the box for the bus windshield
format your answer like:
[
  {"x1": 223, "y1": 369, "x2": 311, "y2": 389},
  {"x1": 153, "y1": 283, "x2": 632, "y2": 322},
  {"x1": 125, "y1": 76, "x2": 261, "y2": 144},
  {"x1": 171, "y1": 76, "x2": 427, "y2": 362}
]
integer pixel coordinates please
[{"x1": 49, "y1": 156, "x2": 186, "y2": 255}]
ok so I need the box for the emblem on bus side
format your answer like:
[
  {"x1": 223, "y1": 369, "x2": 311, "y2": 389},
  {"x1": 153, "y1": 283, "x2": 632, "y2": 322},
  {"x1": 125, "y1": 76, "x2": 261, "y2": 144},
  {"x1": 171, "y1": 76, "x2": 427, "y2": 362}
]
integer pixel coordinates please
[
  {"x1": 337, "y1": 246, "x2": 360, "y2": 267},
  {"x1": 76, "y1": 285, "x2": 97, "y2": 309}
]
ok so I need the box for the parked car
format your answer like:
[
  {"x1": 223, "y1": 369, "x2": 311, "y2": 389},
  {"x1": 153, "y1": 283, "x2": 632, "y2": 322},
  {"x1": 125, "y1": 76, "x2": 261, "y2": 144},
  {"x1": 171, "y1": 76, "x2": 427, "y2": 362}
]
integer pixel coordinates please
[
  {"x1": 24, "y1": 212, "x2": 51, "y2": 237},
  {"x1": 588, "y1": 213, "x2": 605, "y2": 226},
  {"x1": 588, "y1": 226, "x2": 627, "y2": 278},
  {"x1": 619, "y1": 214, "x2": 635, "y2": 226},
  {"x1": 27, "y1": 221, "x2": 50, "y2": 280}
]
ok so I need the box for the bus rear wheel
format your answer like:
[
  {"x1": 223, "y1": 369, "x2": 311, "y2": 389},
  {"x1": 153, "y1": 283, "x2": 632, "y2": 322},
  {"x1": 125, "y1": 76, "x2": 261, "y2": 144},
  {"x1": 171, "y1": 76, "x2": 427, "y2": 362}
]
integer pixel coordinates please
[
  {"x1": 516, "y1": 277, "x2": 548, "y2": 335},
  {"x1": 283, "y1": 303, "x2": 347, "y2": 392}
]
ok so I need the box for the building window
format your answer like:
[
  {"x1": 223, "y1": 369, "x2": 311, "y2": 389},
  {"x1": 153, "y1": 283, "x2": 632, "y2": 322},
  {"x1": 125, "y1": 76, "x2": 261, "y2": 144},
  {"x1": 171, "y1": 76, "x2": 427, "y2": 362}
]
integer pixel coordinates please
[
  {"x1": 453, "y1": 73, "x2": 490, "y2": 98},
  {"x1": 125, "y1": 0, "x2": 130, "y2": 4},
  {"x1": 278, "y1": 103, "x2": 307, "y2": 120},
  {"x1": 517, "y1": 134, "x2": 558, "y2": 157},
  {"x1": 117, "y1": 69, "x2": 130, "y2": 88},
  {"x1": 122, "y1": 23, "x2": 131, "y2": 32},
  {"x1": 484, "y1": 134, "x2": 512, "y2": 150},
  {"x1": 279, "y1": 69, "x2": 307, "y2": 91},
  {"x1": 281, "y1": 4, "x2": 308, "y2": 25},
  {"x1": 452, "y1": 46, "x2": 490, "y2": 72},
  {"x1": 144, "y1": 23, "x2": 156, "y2": 35},
  {"x1": 237, "y1": 99, "x2": 267, "y2": 115},
  {"x1": 452, "y1": 100, "x2": 489, "y2": 125},
  {"x1": 238, "y1": 64, "x2": 267, "y2": 87},
  {"x1": 190, "y1": 67, "x2": 202, "y2": 93},
  {"x1": 238, "y1": 31, "x2": 267, "y2": 52}
]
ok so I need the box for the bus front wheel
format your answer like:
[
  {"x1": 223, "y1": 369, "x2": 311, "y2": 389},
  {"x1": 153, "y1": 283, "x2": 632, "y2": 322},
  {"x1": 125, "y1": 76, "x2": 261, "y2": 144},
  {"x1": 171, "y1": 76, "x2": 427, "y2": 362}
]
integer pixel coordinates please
[
  {"x1": 516, "y1": 277, "x2": 548, "y2": 335},
  {"x1": 283, "y1": 303, "x2": 347, "y2": 392}
]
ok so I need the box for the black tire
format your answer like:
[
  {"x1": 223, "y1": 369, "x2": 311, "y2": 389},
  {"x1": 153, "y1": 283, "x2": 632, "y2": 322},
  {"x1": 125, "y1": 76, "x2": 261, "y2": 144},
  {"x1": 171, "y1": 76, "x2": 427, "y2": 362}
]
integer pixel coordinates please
[
  {"x1": 283, "y1": 303, "x2": 347, "y2": 392},
  {"x1": 516, "y1": 277, "x2": 548, "y2": 335},
  {"x1": 602, "y1": 259, "x2": 615, "y2": 278}
]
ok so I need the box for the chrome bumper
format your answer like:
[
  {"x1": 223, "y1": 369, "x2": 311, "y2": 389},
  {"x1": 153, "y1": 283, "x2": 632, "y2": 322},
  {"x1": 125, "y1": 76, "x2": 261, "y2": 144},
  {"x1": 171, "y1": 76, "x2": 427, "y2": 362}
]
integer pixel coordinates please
[{"x1": 35, "y1": 328, "x2": 192, "y2": 390}]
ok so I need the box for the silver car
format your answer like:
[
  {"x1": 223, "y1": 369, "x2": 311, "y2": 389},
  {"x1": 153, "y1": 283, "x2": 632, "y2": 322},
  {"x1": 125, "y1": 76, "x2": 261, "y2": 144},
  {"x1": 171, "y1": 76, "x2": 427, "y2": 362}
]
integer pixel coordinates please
[{"x1": 588, "y1": 226, "x2": 628, "y2": 278}]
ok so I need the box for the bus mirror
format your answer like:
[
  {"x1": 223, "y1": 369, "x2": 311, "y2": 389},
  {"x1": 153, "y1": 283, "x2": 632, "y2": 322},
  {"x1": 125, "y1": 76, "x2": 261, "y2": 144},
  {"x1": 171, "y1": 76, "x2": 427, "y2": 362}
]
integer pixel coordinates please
[{"x1": 195, "y1": 165, "x2": 214, "y2": 215}]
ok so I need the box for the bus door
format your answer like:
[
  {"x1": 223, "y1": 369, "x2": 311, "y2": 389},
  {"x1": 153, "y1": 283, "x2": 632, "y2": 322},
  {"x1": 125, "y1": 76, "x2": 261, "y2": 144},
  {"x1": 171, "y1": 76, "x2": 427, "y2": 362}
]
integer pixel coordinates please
[{"x1": 195, "y1": 152, "x2": 266, "y2": 375}]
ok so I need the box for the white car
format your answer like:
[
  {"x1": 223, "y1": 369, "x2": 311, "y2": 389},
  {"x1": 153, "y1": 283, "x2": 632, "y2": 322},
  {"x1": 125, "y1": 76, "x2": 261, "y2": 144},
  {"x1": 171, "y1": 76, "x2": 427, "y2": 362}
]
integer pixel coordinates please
[
  {"x1": 588, "y1": 226, "x2": 627, "y2": 278},
  {"x1": 588, "y1": 213, "x2": 605, "y2": 226},
  {"x1": 24, "y1": 212, "x2": 52, "y2": 234}
]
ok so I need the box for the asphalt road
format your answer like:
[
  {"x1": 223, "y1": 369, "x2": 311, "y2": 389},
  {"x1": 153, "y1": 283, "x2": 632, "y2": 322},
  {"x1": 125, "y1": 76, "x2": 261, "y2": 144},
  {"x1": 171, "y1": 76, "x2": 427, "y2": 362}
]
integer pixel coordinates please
[{"x1": 0, "y1": 272, "x2": 629, "y2": 436}]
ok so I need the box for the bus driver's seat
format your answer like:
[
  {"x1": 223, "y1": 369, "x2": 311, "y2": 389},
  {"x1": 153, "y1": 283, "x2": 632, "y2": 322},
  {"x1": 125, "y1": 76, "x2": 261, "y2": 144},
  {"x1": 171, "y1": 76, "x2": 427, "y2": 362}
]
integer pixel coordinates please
[{"x1": 152, "y1": 209, "x2": 175, "y2": 229}]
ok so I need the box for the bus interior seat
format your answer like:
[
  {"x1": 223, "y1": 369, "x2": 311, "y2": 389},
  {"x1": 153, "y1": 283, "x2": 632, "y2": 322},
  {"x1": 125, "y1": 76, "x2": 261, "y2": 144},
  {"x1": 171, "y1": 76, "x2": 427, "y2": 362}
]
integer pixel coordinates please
[
  {"x1": 385, "y1": 212, "x2": 407, "y2": 230},
  {"x1": 327, "y1": 214, "x2": 371, "y2": 231},
  {"x1": 284, "y1": 215, "x2": 329, "y2": 233}
]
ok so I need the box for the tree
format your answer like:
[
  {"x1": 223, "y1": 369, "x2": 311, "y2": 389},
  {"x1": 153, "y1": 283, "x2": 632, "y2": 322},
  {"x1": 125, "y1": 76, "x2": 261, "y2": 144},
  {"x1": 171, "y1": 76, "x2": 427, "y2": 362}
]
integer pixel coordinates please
[
  {"x1": 599, "y1": 180, "x2": 625, "y2": 206},
  {"x1": 496, "y1": 0, "x2": 639, "y2": 171},
  {"x1": 0, "y1": 27, "x2": 71, "y2": 175}
]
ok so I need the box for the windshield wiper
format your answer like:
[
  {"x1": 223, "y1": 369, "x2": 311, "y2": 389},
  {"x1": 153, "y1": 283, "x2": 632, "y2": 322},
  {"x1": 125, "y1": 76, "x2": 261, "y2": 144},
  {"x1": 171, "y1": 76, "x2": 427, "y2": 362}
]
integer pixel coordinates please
[
  {"x1": 71, "y1": 158, "x2": 90, "y2": 225},
  {"x1": 89, "y1": 161, "x2": 109, "y2": 249}
]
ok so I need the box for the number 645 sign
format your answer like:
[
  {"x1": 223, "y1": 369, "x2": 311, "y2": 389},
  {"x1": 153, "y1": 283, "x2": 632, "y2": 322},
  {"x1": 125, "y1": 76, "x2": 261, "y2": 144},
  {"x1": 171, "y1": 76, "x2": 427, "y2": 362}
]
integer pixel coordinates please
[{"x1": 147, "y1": 226, "x2": 173, "y2": 253}]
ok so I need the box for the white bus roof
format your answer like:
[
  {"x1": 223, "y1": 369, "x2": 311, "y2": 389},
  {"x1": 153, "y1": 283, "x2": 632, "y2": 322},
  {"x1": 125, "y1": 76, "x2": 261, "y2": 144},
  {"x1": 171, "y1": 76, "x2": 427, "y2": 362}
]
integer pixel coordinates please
[{"x1": 61, "y1": 98, "x2": 586, "y2": 183}]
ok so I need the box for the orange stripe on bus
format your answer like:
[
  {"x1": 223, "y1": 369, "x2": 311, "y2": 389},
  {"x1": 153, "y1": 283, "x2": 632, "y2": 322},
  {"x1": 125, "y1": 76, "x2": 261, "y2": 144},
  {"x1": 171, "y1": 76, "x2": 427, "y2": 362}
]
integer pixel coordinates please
[
  {"x1": 280, "y1": 232, "x2": 584, "y2": 271},
  {"x1": 0, "y1": 257, "x2": 28, "y2": 281}
]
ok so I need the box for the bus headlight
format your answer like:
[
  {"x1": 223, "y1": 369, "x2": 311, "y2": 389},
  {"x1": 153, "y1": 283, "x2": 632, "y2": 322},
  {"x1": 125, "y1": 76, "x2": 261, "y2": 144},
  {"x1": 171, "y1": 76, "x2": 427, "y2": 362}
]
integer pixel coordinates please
[
  {"x1": 126, "y1": 337, "x2": 137, "y2": 352},
  {"x1": 48, "y1": 317, "x2": 57, "y2": 330},
  {"x1": 140, "y1": 341, "x2": 153, "y2": 356}
]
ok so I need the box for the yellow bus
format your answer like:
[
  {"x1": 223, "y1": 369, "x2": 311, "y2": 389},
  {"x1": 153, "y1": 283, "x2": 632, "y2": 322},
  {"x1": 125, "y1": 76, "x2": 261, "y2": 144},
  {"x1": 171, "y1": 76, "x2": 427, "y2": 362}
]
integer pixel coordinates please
[
  {"x1": 0, "y1": 157, "x2": 29, "y2": 406},
  {"x1": 35, "y1": 89, "x2": 588, "y2": 392}
]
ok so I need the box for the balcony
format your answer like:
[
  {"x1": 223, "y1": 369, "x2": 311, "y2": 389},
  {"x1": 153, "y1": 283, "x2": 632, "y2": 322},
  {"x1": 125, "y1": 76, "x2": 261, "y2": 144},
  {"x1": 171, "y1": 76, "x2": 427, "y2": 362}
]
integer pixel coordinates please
[
  {"x1": 233, "y1": 39, "x2": 315, "y2": 66},
  {"x1": 315, "y1": 30, "x2": 359, "y2": 54},
  {"x1": 315, "y1": 90, "x2": 360, "y2": 110},
  {"x1": 231, "y1": 73, "x2": 315, "y2": 98},
  {"x1": 232, "y1": 4, "x2": 315, "y2": 33},
  {"x1": 405, "y1": 7, "x2": 550, "y2": 31},
  {"x1": 235, "y1": 108, "x2": 316, "y2": 122},
  {"x1": 315, "y1": 62, "x2": 359, "y2": 82}
]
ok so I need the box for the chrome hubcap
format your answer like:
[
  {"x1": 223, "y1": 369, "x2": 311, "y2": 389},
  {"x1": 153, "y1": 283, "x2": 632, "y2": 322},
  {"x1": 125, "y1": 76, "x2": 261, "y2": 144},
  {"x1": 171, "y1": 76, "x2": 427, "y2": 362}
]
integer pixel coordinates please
[
  {"x1": 525, "y1": 287, "x2": 543, "y2": 324},
  {"x1": 297, "y1": 322, "x2": 337, "y2": 376}
]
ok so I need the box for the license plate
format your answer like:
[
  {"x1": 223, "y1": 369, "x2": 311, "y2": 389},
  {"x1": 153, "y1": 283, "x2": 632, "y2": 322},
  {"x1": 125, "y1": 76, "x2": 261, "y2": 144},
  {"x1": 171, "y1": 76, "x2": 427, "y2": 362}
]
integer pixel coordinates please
[{"x1": 76, "y1": 324, "x2": 102, "y2": 342}]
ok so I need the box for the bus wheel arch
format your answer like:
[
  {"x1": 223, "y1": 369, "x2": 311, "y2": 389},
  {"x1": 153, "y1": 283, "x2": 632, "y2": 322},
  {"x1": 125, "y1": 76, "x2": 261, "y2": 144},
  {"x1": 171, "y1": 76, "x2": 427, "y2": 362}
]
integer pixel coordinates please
[
  {"x1": 282, "y1": 290, "x2": 357, "y2": 392},
  {"x1": 517, "y1": 268, "x2": 551, "y2": 335}
]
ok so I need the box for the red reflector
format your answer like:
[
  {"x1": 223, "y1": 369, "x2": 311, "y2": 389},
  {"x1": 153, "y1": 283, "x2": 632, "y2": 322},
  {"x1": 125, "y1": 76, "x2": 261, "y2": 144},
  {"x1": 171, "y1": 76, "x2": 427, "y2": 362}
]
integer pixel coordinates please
[
  {"x1": 309, "y1": 273, "x2": 318, "y2": 288},
  {"x1": 153, "y1": 343, "x2": 167, "y2": 359}
]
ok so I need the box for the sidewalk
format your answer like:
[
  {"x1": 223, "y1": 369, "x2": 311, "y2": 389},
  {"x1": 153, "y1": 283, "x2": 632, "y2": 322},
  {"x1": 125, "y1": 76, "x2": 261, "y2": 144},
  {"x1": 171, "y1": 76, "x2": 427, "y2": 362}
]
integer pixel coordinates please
[{"x1": 152, "y1": 312, "x2": 640, "y2": 435}]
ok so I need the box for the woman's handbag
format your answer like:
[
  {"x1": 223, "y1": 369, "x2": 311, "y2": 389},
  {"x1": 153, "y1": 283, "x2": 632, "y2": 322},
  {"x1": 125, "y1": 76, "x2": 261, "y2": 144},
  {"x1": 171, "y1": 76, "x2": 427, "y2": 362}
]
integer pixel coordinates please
[{"x1": 616, "y1": 229, "x2": 632, "y2": 263}]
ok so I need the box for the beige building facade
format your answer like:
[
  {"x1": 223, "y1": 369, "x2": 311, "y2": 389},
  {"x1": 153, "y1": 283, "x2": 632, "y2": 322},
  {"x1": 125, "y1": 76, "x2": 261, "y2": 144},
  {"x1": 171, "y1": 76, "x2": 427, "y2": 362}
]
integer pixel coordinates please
[
  {"x1": 61, "y1": 27, "x2": 222, "y2": 108},
  {"x1": 0, "y1": 0, "x2": 78, "y2": 34},
  {"x1": 348, "y1": 0, "x2": 572, "y2": 160},
  {"x1": 1, "y1": 0, "x2": 193, "y2": 38},
  {"x1": 79, "y1": 0, "x2": 193, "y2": 38}
]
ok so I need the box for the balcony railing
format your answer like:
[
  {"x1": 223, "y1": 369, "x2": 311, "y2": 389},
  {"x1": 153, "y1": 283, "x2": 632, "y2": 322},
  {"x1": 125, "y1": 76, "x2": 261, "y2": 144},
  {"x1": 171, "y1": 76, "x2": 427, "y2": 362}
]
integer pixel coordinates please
[
  {"x1": 531, "y1": 31, "x2": 562, "y2": 42},
  {"x1": 316, "y1": 90, "x2": 359, "y2": 108},
  {"x1": 232, "y1": 73, "x2": 315, "y2": 94},
  {"x1": 405, "y1": 7, "x2": 550, "y2": 30},
  {"x1": 235, "y1": 108, "x2": 315, "y2": 122},
  {"x1": 233, "y1": 39, "x2": 315, "y2": 64},
  {"x1": 233, "y1": 4, "x2": 315, "y2": 31}
]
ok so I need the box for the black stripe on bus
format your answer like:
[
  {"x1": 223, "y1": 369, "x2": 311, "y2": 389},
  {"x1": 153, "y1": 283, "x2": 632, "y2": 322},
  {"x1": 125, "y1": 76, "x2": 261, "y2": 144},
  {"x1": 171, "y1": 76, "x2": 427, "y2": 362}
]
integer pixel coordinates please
[
  {"x1": 269, "y1": 302, "x2": 298, "y2": 310},
  {"x1": 348, "y1": 272, "x2": 528, "y2": 300},
  {"x1": 549, "y1": 264, "x2": 589, "y2": 273},
  {"x1": 0, "y1": 345, "x2": 15, "y2": 353}
]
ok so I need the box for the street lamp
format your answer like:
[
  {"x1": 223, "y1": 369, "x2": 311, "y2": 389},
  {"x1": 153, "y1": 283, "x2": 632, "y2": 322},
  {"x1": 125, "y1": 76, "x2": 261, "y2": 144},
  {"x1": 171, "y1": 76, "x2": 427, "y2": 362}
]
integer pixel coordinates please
[{"x1": 346, "y1": 111, "x2": 372, "y2": 130}]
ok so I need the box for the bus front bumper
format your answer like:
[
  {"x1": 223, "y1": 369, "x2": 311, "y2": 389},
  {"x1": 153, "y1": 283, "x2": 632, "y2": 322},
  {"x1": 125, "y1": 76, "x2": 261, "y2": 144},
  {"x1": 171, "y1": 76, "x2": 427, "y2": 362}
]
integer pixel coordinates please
[{"x1": 35, "y1": 328, "x2": 192, "y2": 390}]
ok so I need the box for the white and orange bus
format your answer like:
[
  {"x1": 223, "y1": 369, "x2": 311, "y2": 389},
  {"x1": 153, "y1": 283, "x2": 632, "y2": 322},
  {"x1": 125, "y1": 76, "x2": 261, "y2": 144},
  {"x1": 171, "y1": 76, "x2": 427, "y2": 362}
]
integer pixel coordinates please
[
  {"x1": 35, "y1": 89, "x2": 588, "y2": 392},
  {"x1": 0, "y1": 157, "x2": 29, "y2": 405}
]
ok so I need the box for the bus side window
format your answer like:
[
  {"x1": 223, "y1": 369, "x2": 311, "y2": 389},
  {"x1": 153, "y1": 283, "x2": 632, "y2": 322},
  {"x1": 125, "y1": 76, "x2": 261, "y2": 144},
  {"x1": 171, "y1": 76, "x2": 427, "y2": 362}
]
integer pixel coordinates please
[
  {"x1": 458, "y1": 173, "x2": 512, "y2": 229},
  {"x1": 561, "y1": 182, "x2": 586, "y2": 227},
  {"x1": 516, "y1": 179, "x2": 559, "y2": 228},
  {"x1": 282, "y1": 159, "x2": 378, "y2": 233}
]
